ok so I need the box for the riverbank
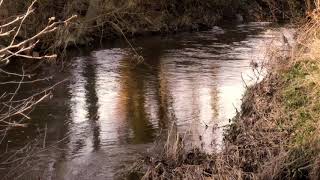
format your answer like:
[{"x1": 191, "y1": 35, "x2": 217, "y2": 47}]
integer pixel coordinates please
[
  {"x1": 0, "y1": 0, "x2": 238, "y2": 53},
  {"x1": 127, "y1": 5, "x2": 320, "y2": 180},
  {"x1": 1, "y1": 0, "x2": 307, "y2": 56},
  {"x1": 0, "y1": 1, "x2": 314, "y2": 179}
]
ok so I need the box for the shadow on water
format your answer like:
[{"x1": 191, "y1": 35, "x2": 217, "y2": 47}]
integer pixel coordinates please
[
  {"x1": 0, "y1": 22, "x2": 285, "y2": 179},
  {"x1": 83, "y1": 56, "x2": 100, "y2": 151}
]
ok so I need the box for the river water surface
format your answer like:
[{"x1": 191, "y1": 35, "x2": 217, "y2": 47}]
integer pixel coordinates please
[{"x1": 1, "y1": 23, "x2": 286, "y2": 179}]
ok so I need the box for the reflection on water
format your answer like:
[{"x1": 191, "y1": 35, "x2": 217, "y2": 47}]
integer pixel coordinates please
[{"x1": 1, "y1": 22, "x2": 285, "y2": 179}]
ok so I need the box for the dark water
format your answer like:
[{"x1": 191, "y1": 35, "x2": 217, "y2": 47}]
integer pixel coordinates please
[{"x1": 0, "y1": 22, "x2": 286, "y2": 179}]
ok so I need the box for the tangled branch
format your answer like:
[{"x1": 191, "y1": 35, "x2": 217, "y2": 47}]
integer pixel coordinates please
[
  {"x1": 0, "y1": 0, "x2": 76, "y2": 67},
  {"x1": 0, "y1": 0, "x2": 75, "y2": 140}
]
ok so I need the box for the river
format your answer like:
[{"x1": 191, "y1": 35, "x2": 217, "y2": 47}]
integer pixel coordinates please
[{"x1": 0, "y1": 22, "x2": 286, "y2": 180}]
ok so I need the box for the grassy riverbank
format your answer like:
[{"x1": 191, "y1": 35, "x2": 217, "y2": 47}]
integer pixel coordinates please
[
  {"x1": 127, "y1": 3, "x2": 320, "y2": 180},
  {"x1": 222, "y1": 14, "x2": 320, "y2": 178}
]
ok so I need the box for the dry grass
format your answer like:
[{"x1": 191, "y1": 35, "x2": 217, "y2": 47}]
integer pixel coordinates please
[
  {"x1": 2, "y1": 1, "x2": 319, "y2": 179},
  {"x1": 130, "y1": 2, "x2": 320, "y2": 180}
]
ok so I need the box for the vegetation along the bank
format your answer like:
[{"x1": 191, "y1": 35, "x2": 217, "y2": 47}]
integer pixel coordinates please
[
  {"x1": 127, "y1": 1, "x2": 320, "y2": 180},
  {"x1": 0, "y1": 0, "x2": 309, "y2": 52},
  {"x1": 1, "y1": 0, "x2": 320, "y2": 179}
]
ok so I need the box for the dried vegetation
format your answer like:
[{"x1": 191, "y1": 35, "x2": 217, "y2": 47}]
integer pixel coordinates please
[
  {"x1": 1, "y1": 0, "x2": 236, "y2": 51},
  {"x1": 129, "y1": 1, "x2": 320, "y2": 180},
  {"x1": 0, "y1": 0, "x2": 74, "y2": 141},
  {"x1": 0, "y1": 1, "x2": 73, "y2": 177}
]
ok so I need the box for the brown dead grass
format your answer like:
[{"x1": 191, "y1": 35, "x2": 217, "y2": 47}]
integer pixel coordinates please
[{"x1": 129, "y1": 2, "x2": 320, "y2": 180}]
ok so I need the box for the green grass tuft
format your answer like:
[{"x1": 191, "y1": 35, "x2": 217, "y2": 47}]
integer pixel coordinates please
[{"x1": 282, "y1": 60, "x2": 320, "y2": 147}]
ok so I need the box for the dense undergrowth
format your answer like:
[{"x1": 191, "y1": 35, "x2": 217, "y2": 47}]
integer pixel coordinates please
[
  {"x1": 0, "y1": 0, "x2": 308, "y2": 54},
  {"x1": 0, "y1": 0, "x2": 238, "y2": 54},
  {"x1": 241, "y1": 0, "x2": 307, "y2": 22}
]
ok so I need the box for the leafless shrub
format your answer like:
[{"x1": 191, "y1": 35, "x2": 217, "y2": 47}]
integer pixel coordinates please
[
  {"x1": 0, "y1": 2, "x2": 75, "y2": 178},
  {"x1": 0, "y1": 0, "x2": 75, "y2": 147}
]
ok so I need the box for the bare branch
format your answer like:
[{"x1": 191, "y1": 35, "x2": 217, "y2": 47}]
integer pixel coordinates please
[{"x1": 0, "y1": 0, "x2": 74, "y2": 161}]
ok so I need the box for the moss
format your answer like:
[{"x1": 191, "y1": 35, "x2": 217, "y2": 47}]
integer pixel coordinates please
[
  {"x1": 283, "y1": 61, "x2": 318, "y2": 80},
  {"x1": 283, "y1": 87, "x2": 308, "y2": 109},
  {"x1": 282, "y1": 61, "x2": 319, "y2": 109},
  {"x1": 293, "y1": 110, "x2": 316, "y2": 145},
  {"x1": 279, "y1": 59, "x2": 320, "y2": 177}
]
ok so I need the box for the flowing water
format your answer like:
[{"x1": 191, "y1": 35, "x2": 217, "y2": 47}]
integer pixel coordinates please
[{"x1": 0, "y1": 22, "x2": 289, "y2": 179}]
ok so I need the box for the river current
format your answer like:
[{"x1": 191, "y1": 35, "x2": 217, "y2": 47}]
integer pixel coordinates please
[{"x1": 0, "y1": 22, "x2": 288, "y2": 180}]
